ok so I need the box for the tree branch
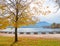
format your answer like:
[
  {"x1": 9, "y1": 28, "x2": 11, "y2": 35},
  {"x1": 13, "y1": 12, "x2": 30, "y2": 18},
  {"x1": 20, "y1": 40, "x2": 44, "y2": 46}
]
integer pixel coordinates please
[
  {"x1": 18, "y1": 0, "x2": 34, "y2": 17},
  {"x1": 9, "y1": 0, "x2": 15, "y2": 6}
]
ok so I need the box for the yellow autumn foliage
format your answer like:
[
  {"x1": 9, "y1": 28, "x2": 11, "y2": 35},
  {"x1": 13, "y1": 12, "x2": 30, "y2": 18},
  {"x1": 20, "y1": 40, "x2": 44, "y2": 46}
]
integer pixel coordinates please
[
  {"x1": 0, "y1": 4, "x2": 6, "y2": 10},
  {"x1": 11, "y1": 12, "x2": 38, "y2": 28},
  {"x1": 0, "y1": 18, "x2": 9, "y2": 29}
]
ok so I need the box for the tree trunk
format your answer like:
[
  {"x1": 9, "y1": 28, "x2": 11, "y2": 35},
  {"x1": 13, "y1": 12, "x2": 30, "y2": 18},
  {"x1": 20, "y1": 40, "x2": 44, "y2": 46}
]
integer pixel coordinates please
[
  {"x1": 15, "y1": 27, "x2": 18, "y2": 42},
  {"x1": 14, "y1": 1, "x2": 18, "y2": 42}
]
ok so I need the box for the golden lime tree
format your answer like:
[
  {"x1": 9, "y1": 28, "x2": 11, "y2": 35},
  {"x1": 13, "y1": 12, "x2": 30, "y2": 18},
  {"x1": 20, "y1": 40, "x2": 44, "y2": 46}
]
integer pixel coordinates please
[{"x1": 0, "y1": 0, "x2": 58, "y2": 42}]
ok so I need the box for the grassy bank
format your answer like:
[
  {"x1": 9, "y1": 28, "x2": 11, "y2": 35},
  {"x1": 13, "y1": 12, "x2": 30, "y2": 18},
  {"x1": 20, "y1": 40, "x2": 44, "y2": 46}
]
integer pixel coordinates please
[{"x1": 0, "y1": 36, "x2": 60, "y2": 46}]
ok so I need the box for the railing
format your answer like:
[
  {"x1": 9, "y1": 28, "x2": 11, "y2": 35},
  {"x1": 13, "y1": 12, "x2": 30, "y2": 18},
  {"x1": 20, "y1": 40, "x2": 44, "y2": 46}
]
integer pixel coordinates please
[{"x1": 0, "y1": 31, "x2": 60, "y2": 34}]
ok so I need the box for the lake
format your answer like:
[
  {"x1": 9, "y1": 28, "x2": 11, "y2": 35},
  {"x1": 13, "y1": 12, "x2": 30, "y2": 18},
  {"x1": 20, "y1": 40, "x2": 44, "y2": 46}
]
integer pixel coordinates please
[{"x1": 0, "y1": 28, "x2": 60, "y2": 34}]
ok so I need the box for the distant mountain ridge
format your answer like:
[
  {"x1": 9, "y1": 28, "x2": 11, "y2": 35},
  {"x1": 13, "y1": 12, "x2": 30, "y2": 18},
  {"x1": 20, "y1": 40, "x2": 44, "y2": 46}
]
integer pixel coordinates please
[{"x1": 21, "y1": 21, "x2": 51, "y2": 28}]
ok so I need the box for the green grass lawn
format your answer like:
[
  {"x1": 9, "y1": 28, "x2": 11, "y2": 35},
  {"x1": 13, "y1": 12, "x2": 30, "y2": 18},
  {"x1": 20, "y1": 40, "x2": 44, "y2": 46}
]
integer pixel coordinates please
[{"x1": 0, "y1": 36, "x2": 60, "y2": 46}]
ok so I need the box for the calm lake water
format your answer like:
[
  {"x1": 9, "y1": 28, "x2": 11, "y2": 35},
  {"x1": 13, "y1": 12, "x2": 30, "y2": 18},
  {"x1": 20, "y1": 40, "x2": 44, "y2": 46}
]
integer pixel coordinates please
[{"x1": 1, "y1": 28, "x2": 60, "y2": 32}]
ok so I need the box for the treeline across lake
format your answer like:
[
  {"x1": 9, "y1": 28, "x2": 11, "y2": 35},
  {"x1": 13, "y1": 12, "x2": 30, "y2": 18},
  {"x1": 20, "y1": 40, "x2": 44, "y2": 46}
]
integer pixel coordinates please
[{"x1": 43, "y1": 23, "x2": 60, "y2": 29}]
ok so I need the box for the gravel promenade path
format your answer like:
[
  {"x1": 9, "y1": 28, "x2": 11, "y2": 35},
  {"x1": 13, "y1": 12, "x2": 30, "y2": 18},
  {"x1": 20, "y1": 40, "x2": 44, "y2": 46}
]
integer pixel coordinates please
[{"x1": 0, "y1": 33, "x2": 60, "y2": 39}]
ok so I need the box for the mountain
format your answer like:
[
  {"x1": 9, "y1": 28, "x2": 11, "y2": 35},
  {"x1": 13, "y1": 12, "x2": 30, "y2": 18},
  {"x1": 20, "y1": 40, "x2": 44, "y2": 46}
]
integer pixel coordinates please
[
  {"x1": 21, "y1": 21, "x2": 51, "y2": 28},
  {"x1": 36, "y1": 21, "x2": 51, "y2": 26}
]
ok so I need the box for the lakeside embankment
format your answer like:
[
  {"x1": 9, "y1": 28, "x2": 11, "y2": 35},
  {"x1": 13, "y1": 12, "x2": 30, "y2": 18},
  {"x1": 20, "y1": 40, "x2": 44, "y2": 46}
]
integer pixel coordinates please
[{"x1": 0, "y1": 33, "x2": 60, "y2": 39}]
